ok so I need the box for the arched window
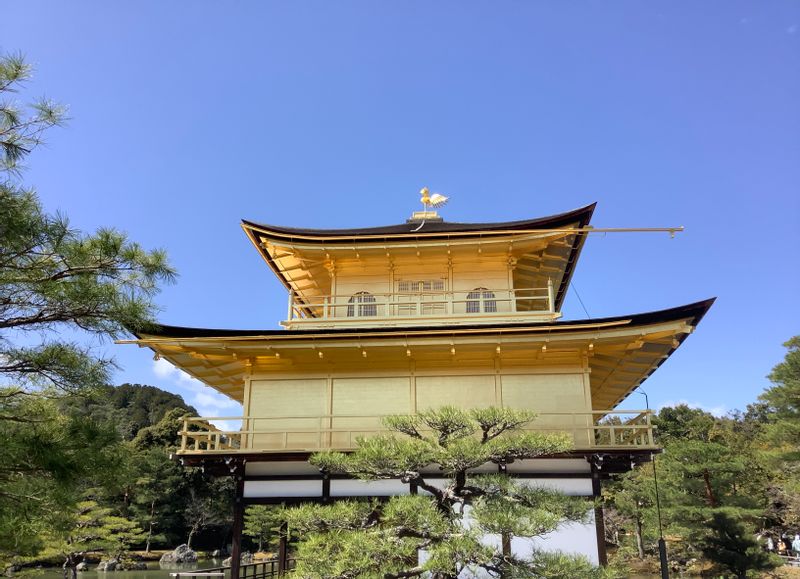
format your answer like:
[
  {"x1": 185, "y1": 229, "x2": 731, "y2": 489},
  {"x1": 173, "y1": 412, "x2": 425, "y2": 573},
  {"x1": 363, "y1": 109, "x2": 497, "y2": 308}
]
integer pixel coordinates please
[
  {"x1": 347, "y1": 292, "x2": 377, "y2": 317},
  {"x1": 466, "y1": 288, "x2": 496, "y2": 313}
]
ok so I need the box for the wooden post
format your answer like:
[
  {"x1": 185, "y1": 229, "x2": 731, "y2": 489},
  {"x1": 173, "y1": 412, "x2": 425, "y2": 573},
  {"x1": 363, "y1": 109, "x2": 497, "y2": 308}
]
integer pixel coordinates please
[
  {"x1": 277, "y1": 521, "x2": 289, "y2": 575},
  {"x1": 180, "y1": 418, "x2": 187, "y2": 452},
  {"x1": 591, "y1": 467, "x2": 608, "y2": 566},
  {"x1": 230, "y1": 476, "x2": 245, "y2": 579}
]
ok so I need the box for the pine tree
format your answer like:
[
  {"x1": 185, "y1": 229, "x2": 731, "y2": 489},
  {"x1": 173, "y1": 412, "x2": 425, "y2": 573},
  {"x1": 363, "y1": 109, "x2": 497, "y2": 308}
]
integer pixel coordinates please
[
  {"x1": 47, "y1": 496, "x2": 146, "y2": 579},
  {"x1": 244, "y1": 506, "x2": 284, "y2": 553},
  {"x1": 759, "y1": 337, "x2": 800, "y2": 534},
  {"x1": 700, "y1": 512, "x2": 780, "y2": 579},
  {"x1": 285, "y1": 406, "x2": 615, "y2": 579},
  {"x1": 0, "y1": 51, "x2": 175, "y2": 569}
]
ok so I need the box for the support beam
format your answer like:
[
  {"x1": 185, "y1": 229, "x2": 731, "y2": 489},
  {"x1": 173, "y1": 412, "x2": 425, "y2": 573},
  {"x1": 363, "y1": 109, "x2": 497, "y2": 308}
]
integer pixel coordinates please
[
  {"x1": 591, "y1": 466, "x2": 608, "y2": 566},
  {"x1": 278, "y1": 522, "x2": 289, "y2": 575},
  {"x1": 230, "y1": 475, "x2": 245, "y2": 579}
]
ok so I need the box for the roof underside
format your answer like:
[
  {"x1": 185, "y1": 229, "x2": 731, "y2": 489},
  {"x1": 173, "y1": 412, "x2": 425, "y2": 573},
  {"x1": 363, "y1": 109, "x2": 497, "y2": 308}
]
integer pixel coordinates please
[
  {"x1": 131, "y1": 298, "x2": 714, "y2": 410},
  {"x1": 241, "y1": 204, "x2": 596, "y2": 312}
]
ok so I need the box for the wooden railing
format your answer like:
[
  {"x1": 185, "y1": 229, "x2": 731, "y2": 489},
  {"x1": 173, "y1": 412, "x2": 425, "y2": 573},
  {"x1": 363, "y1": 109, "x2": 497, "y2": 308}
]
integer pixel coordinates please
[
  {"x1": 285, "y1": 283, "x2": 555, "y2": 323},
  {"x1": 182, "y1": 417, "x2": 241, "y2": 451},
  {"x1": 181, "y1": 559, "x2": 297, "y2": 579},
  {"x1": 178, "y1": 410, "x2": 656, "y2": 454}
]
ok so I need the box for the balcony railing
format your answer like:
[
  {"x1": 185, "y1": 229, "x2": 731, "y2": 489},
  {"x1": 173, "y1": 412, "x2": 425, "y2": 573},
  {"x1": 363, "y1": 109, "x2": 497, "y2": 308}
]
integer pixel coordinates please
[
  {"x1": 178, "y1": 410, "x2": 656, "y2": 454},
  {"x1": 284, "y1": 283, "x2": 556, "y2": 326}
]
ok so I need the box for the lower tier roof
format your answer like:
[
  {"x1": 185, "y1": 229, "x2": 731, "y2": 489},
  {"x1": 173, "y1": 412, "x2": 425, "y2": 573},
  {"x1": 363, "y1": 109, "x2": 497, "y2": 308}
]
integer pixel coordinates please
[{"x1": 125, "y1": 298, "x2": 714, "y2": 410}]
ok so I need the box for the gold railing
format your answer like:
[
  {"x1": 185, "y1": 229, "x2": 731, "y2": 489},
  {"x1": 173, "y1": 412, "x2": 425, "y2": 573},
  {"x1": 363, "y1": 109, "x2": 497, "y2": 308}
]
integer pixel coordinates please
[
  {"x1": 286, "y1": 283, "x2": 555, "y2": 323},
  {"x1": 178, "y1": 410, "x2": 656, "y2": 454}
]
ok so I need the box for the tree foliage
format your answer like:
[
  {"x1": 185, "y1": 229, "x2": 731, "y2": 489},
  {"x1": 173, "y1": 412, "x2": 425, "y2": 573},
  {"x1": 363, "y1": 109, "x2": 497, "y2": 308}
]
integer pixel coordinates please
[
  {"x1": 0, "y1": 51, "x2": 175, "y2": 569},
  {"x1": 285, "y1": 407, "x2": 613, "y2": 579},
  {"x1": 700, "y1": 512, "x2": 780, "y2": 578},
  {"x1": 0, "y1": 52, "x2": 65, "y2": 175},
  {"x1": 604, "y1": 337, "x2": 800, "y2": 572},
  {"x1": 60, "y1": 383, "x2": 196, "y2": 440},
  {"x1": 244, "y1": 506, "x2": 284, "y2": 553}
]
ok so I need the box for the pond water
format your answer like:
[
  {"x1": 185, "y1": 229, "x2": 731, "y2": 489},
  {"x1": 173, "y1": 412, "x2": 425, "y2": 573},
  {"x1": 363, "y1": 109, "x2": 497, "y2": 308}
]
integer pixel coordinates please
[{"x1": 34, "y1": 561, "x2": 223, "y2": 579}]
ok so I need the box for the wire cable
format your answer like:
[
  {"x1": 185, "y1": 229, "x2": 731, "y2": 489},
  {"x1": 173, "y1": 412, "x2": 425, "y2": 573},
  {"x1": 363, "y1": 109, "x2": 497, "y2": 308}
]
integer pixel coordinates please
[{"x1": 570, "y1": 282, "x2": 591, "y2": 319}]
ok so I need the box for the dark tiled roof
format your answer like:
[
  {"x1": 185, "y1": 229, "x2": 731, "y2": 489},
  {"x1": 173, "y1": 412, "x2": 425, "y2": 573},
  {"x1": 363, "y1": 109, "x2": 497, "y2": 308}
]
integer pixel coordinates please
[
  {"x1": 134, "y1": 298, "x2": 715, "y2": 340},
  {"x1": 241, "y1": 203, "x2": 596, "y2": 240}
]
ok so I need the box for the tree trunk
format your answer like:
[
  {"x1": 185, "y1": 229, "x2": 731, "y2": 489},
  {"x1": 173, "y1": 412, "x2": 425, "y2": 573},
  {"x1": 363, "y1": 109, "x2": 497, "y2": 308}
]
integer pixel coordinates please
[
  {"x1": 62, "y1": 553, "x2": 78, "y2": 579},
  {"x1": 702, "y1": 469, "x2": 718, "y2": 507},
  {"x1": 187, "y1": 524, "x2": 197, "y2": 549},
  {"x1": 499, "y1": 532, "x2": 512, "y2": 578},
  {"x1": 145, "y1": 499, "x2": 156, "y2": 553},
  {"x1": 634, "y1": 515, "x2": 645, "y2": 560},
  {"x1": 146, "y1": 521, "x2": 154, "y2": 553}
]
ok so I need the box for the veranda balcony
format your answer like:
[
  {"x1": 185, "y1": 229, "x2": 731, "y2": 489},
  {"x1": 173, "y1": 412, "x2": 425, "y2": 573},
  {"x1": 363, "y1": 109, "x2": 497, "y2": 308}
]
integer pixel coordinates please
[
  {"x1": 176, "y1": 410, "x2": 656, "y2": 455},
  {"x1": 282, "y1": 283, "x2": 557, "y2": 329}
]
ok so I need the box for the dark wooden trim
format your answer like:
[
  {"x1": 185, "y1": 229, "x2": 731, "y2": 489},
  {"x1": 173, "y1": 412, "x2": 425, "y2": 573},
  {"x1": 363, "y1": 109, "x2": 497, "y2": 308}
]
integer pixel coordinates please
[
  {"x1": 183, "y1": 450, "x2": 660, "y2": 478},
  {"x1": 244, "y1": 496, "x2": 337, "y2": 506},
  {"x1": 244, "y1": 495, "x2": 395, "y2": 506},
  {"x1": 591, "y1": 467, "x2": 608, "y2": 566},
  {"x1": 321, "y1": 474, "x2": 331, "y2": 502},
  {"x1": 230, "y1": 476, "x2": 245, "y2": 579},
  {"x1": 182, "y1": 448, "x2": 659, "y2": 465},
  {"x1": 277, "y1": 522, "x2": 288, "y2": 575}
]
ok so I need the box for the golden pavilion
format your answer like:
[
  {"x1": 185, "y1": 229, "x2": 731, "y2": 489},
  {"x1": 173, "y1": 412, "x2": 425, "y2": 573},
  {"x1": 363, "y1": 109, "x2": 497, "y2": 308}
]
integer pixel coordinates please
[{"x1": 126, "y1": 194, "x2": 713, "y2": 573}]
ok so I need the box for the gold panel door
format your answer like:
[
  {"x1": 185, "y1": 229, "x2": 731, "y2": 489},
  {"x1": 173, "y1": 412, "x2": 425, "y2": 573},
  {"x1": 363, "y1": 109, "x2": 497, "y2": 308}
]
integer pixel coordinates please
[
  {"x1": 415, "y1": 375, "x2": 497, "y2": 411},
  {"x1": 330, "y1": 377, "x2": 411, "y2": 448},
  {"x1": 500, "y1": 373, "x2": 591, "y2": 448},
  {"x1": 249, "y1": 378, "x2": 327, "y2": 450}
]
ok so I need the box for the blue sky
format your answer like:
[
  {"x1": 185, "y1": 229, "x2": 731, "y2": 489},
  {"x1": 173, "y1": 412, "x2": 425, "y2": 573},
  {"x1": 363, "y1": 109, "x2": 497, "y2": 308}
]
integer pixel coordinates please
[{"x1": 3, "y1": 1, "x2": 798, "y2": 418}]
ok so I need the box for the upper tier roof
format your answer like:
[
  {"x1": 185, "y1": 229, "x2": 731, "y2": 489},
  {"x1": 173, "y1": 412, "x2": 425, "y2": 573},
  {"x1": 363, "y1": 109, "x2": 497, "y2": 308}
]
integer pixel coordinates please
[
  {"x1": 241, "y1": 204, "x2": 596, "y2": 312},
  {"x1": 241, "y1": 203, "x2": 596, "y2": 241}
]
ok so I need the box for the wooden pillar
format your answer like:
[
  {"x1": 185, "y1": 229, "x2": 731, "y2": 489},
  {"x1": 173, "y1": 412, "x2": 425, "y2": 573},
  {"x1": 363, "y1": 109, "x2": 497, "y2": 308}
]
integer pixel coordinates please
[
  {"x1": 230, "y1": 476, "x2": 245, "y2": 579},
  {"x1": 591, "y1": 466, "x2": 608, "y2": 566},
  {"x1": 277, "y1": 521, "x2": 289, "y2": 575}
]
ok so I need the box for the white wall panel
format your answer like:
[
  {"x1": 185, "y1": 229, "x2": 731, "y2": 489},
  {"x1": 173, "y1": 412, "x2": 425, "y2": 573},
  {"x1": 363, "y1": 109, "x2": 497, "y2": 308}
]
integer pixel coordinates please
[
  {"x1": 330, "y1": 479, "x2": 410, "y2": 497},
  {"x1": 506, "y1": 458, "x2": 590, "y2": 474},
  {"x1": 243, "y1": 480, "x2": 321, "y2": 499}
]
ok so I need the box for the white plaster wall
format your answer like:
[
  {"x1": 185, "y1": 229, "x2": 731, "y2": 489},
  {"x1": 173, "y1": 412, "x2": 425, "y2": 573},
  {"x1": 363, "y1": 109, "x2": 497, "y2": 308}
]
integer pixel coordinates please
[
  {"x1": 330, "y1": 479, "x2": 410, "y2": 497},
  {"x1": 243, "y1": 476, "x2": 593, "y2": 499},
  {"x1": 423, "y1": 505, "x2": 598, "y2": 577},
  {"x1": 506, "y1": 458, "x2": 590, "y2": 474},
  {"x1": 243, "y1": 480, "x2": 321, "y2": 498},
  {"x1": 418, "y1": 477, "x2": 592, "y2": 497},
  {"x1": 242, "y1": 471, "x2": 600, "y2": 570},
  {"x1": 526, "y1": 511, "x2": 599, "y2": 564}
]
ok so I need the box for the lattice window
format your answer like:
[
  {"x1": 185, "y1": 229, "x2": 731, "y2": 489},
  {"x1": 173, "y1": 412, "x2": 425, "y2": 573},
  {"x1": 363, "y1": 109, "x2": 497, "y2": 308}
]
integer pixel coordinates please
[
  {"x1": 347, "y1": 292, "x2": 377, "y2": 317},
  {"x1": 466, "y1": 288, "x2": 496, "y2": 313},
  {"x1": 395, "y1": 279, "x2": 446, "y2": 315},
  {"x1": 397, "y1": 279, "x2": 445, "y2": 293}
]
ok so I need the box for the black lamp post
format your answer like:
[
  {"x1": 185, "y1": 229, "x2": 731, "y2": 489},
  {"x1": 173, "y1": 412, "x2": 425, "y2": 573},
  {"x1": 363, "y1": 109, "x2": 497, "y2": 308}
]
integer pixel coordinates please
[{"x1": 637, "y1": 389, "x2": 669, "y2": 579}]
